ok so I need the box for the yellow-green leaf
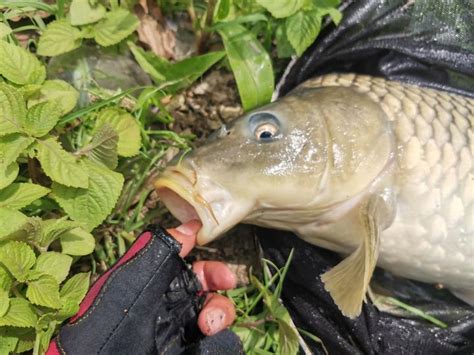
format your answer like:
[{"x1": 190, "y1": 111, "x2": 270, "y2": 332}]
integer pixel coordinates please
[
  {"x1": 0, "y1": 183, "x2": 50, "y2": 210},
  {"x1": 37, "y1": 20, "x2": 82, "y2": 57},
  {"x1": 0, "y1": 208, "x2": 29, "y2": 240},
  {"x1": 95, "y1": 108, "x2": 141, "y2": 157},
  {"x1": 255, "y1": 0, "x2": 305, "y2": 18},
  {"x1": 70, "y1": 0, "x2": 106, "y2": 25},
  {"x1": 94, "y1": 8, "x2": 139, "y2": 47},
  {"x1": 34, "y1": 252, "x2": 72, "y2": 283},
  {"x1": 286, "y1": 9, "x2": 322, "y2": 56},
  {"x1": 28, "y1": 80, "x2": 79, "y2": 115},
  {"x1": 0, "y1": 83, "x2": 27, "y2": 136},
  {"x1": 0, "y1": 241, "x2": 35, "y2": 281},
  {"x1": 0, "y1": 40, "x2": 46, "y2": 85},
  {"x1": 0, "y1": 289, "x2": 9, "y2": 317},
  {"x1": 0, "y1": 298, "x2": 37, "y2": 328},
  {"x1": 36, "y1": 137, "x2": 89, "y2": 188},
  {"x1": 52, "y1": 161, "x2": 124, "y2": 230},
  {"x1": 26, "y1": 274, "x2": 61, "y2": 309},
  {"x1": 0, "y1": 162, "x2": 18, "y2": 190},
  {"x1": 22, "y1": 101, "x2": 62, "y2": 137},
  {"x1": 60, "y1": 228, "x2": 95, "y2": 256}
]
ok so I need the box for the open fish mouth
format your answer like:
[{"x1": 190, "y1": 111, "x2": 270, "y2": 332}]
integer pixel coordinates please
[{"x1": 155, "y1": 166, "x2": 251, "y2": 245}]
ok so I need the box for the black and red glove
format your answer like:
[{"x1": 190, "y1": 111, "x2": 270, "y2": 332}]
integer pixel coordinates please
[{"x1": 47, "y1": 223, "x2": 242, "y2": 355}]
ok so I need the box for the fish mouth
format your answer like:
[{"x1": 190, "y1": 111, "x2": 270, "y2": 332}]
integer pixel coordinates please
[{"x1": 155, "y1": 166, "x2": 252, "y2": 245}]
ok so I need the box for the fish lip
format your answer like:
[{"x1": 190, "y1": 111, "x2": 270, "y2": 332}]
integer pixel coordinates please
[{"x1": 155, "y1": 166, "x2": 228, "y2": 245}]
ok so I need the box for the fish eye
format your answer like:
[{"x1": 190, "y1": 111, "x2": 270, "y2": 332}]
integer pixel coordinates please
[{"x1": 248, "y1": 112, "x2": 281, "y2": 142}]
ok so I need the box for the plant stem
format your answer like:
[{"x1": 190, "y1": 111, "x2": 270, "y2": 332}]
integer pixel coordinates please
[{"x1": 197, "y1": 0, "x2": 217, "y2": 54}]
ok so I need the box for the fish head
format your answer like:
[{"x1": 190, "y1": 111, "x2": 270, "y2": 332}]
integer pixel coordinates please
[{"x1": 155, "y1": 85, "x2": 394, "y2": 244}]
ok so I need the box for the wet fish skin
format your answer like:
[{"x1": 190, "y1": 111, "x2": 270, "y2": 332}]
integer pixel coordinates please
[{"x1": 156, "y1": 74, "x2": 473, "y2": 315}]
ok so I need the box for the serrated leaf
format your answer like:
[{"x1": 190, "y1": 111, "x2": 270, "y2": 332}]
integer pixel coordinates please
[
  {"x1": 36, "y1": 137, "x2": 89, "y2": 188},
  {"x1": 52, "y1": 161, "x2": 124, "y2": 230},
  {"x1": 275, "y1": 23, "x2": 295, "y2": 58},
  {"x1": 95, "y1": 108, "x2": 141, "y2": 157},
  {"x1": 19, "y1": 84, "x2": 42, "y2": 100},
  {"x1": 38, "y1": 218, "x2": 81, "y2": 249},
  {"x1": 218, "y1": 25, "x2": 274, "y2": 111},
  {"x1": 0, "y1": 40, "x2": 45, "y2": 85},
  {"x1": 26, "y1": 274, "x2": 61, "y2": 309},
  {"x1": 60, "y1": 272, "x2": 90, "y2": 305},
  {"x1": 0, "y1": 265, "x2": 13, "y2": 291},
  {"x1": 0, "y1": 162, "x2": 18, "y2": 190},
  {"x1": 0, "y1": 298, "x2": 37, "y2": 328},
  {"x1": 0, "y1": 83, "x2": 26, "y2": 136},
  {"x1": 34, "y1": 252, "x2": 72, "y2": 283},
  {"x1": 0, "y1": 134, "x2": 34, "y2": 166},
  {"x1": 0, "y1": 289, "x2": 9, "y2": 317},
  {"x1": 0, "y1": 241, "x2": 35, "y2": 281},
  {"x1": 83, "y1": 123, "x2": 118, "y2": 169},
  {"x1": 286, "y1": 9, "x2": 322, "y2": 56},
  {"x1": 70, "y1": 0, "x2": 106, "y2": 25},
  {"x1": 0, "y1": 183, "x2": 50, "y2": 210},
  {"x1": 28, "y1": 79, "x2": 79, "y2": 115},
  {"x1": 0, "y1": 327, "x2": 34, "y2": 353},
  {"x1": 94, "y1": 8, "x2": 139, "y2": 47},
  {"x1": 0, "y1": 208, "x2": 29, "y2": 239},
  {"x1": 22, "y1": 101, "x2": 62, "y2": 137},
  {"x1": 60, "y1": 227, "x2": 95, "y2": 256},
  {"x1": 0, "y1": 23, "x2": 12, "y2": 38},
  {"x1": 37, "y1": 20, "x2": 82, "y2": 57},
  {"x1": 256, "y1": 0, "x2": 304, "y2": 18}
]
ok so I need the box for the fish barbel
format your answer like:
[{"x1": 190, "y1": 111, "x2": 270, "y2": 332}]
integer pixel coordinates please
[{"x1": 155, "y1": 74, "x2": 473, "y2": 317}]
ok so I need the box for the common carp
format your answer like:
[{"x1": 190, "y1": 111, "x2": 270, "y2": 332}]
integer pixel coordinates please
[{"x1": 155, "y1": 73, "x2": 473, "y2": 318}]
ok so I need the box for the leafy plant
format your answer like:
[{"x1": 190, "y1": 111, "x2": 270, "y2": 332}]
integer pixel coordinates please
[
  {"x1": 0, "y1": 34, "x2": 143, "y2": 352},
  {"x1": 227, "y1": 250, "x2": 326, "y2": 354}
]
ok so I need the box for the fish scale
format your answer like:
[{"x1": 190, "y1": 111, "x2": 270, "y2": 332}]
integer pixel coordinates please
[{"x1": 303, "y1": 74, "x2": 473, "y2": 291}]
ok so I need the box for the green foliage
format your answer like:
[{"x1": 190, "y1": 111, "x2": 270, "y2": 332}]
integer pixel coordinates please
[
  {"x1": 227, "y1": 251, "x2": 325, "y2": 354},
  {"x1": 37, "y1": 6, "x2": 139, "y2": 57},
  {"x1": 0, "y1": 35, "x2": 141, "y2": 352}
]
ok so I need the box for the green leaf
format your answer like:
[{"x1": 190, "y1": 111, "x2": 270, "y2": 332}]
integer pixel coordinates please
[
  {"x1": 255, "y1": 0, "x2": 305, "y2": 18},
  {"x1": 19, "y1": 84, "x2": 42, "y2": 100},
  {"x1": 26, "y1": 274, "x2": 61, "y2": 309},
  {"x1": 95, "y1": 108, "x2": 141, "y2": 157},
  {"x1": 0, "y1": 208, "x2": 29, "y2": 240},
  {"x1": 36, "y1": 137, "x2": 89, "y2": 188},
  {"x1": 94, "y1": 8, "x2": 139, "y2": 47},
  {"x1": 38, "y1": 218, "x2": 81, "y2": 249},
  {"x1": 22, "y1": 101, "x2": 62, "y2": 137},
  {"x1": 0, "y1": 23, "x2": 12, "y2": 38},
  {"x1": 275, "y1": 23, "x2": 295, "y2": 58},
  {"x1": 0, "y1": 265, "x2": 13, "y2": 291},
  {"x1": 0, "y1": 183, "x2": 50, "y2": 210},
  {"x1": 70, "y1": 0, "x2": 106, "y2": 25},
  {"x1": 286, "y1": 9, "x2": 322, "y2": 56},
  {"x1": 0, "y1": 40, "x2": 45, "y2": 85},
  {"x1": 129, "y1": 42, "x2": 225, "y2": 92},
  {"x1": 52, "y1": 161, "x2": 124, "y2": 230},
  {"x1": 60, "y1": 227, "x2": 95, "y2": 256},
  {"x1": 60, "y1": 272, "x2": 90, "y2": 305},
  {"x1": 37, "y1": 19, "x2": 82, "y2": 57},
  {"x1": 277, "y1": 319, "x2": 299, "y2": 355},
  {"x1": 0, "y1": 241, "x2": 35, "y2": 281},
  {"x1": 0, "y1": 334, "x2": 18, "y2": 354},
  {"x1": 0, "y1": 289, "x2": 9, "y2": 317},
  {"x1": 28, "y1": 80, "x2": 79, "y2": 115},
  {"x1": 34, "y1": 252, "x2": 72, "y2": 283},
  {"x1": 0, "y1": 298, "x2": 37, "y2": 328},
  {"x1": 83, "y1": 123, "x2": 118, "y2": 169},
  {"x1": 0, "y1": 162, "x2": 18, "y2": 190},
  {"x1": 0, "y1": 134, "x2": 34, "y2": 166},
  {"x1": 35, "y1": 313, "x2": 59, "y2": 354},
  {"x1": 0, "y1": 83, "x2": 27, "y2": 136},
  {"x1": 218, "y1": 24, "x2": 274, "y2": 111}
]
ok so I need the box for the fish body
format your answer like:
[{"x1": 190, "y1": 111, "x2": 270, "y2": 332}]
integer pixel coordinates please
[{"x1": 156, "y1": 74, "x2": 473, "y2": 316}]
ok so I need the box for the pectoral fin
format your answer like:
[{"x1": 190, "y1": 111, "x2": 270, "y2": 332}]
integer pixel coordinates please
[{"x1": 321, "y1": 197, "x2": 381, "y2": 318}]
